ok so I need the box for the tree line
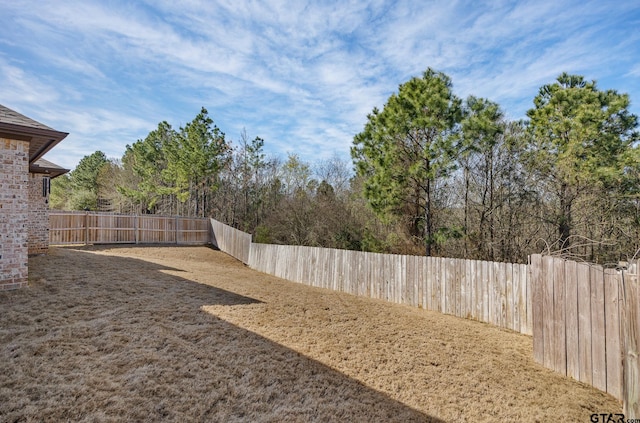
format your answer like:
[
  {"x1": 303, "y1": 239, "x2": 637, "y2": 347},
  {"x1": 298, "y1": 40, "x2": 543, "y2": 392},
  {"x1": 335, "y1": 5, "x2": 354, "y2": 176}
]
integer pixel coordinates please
[{"x1": 51, "y1": 70, "x2": 640, "y2": 264}]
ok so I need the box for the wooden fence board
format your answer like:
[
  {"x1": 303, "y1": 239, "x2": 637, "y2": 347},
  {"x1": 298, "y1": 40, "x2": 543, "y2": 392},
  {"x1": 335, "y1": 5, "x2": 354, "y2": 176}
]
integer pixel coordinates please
[
  {"x1": 455, "y1": 259, "x2": 462, "y2": 317},
  {"x1": 446, "y1": 259, "x2": 454, "y2": 316},
  {"x1": 526, "y1": 259, "x2": 533, "y2": 336},
  {"x1": 425, "y1": 257, "x2": 433, "y2": 311},
  {"x1": 335, "y1": 248, "x2": 344, "y2": 292},
  {"x1": 473, "y1": 260, "x2": 480, "y2": 319},
  {"x1": 417, "y1": 257, "x2": 423, "y2": 309},
  {"x1": 565, "y1": 260, "x2": 580, "y2": 381},
  {"x1": 622, "y1": 270, "x2": 639, "y2": 418},
  {"x1": 518, "y1": 263, "x2": 527, "y2": 332},
  {"x1": 416, "y1": 256, "x2": 424, "y2": 308},
  {"x1": 442, "y1": 259, "x2": 450, "y2": 315},
  {"x1": 327, "y1": 248, "x2": 336, "y2": 290},
  {"x1": 459, "y1": 259, "x2": 465, "y2": 318},
  {"x1": 388, "y1": 254, "x2": 397, "y2": 302},
  {"x1": 449, "y1": 259, "x2": 457, "y2": 315},
  {"x1": 300, "y1": 247, "x2": 309, "y2": 285},
  {"x1": 466, "y1": 260, "x2": 473, "y2": 320},
  {"x1": 505, "y1": 262, "x2": 513, "y2": 331},
  {"x1": 344, "y1": 249, "x2": 352, "y2": 293},
  {"x1": 281, "y1": 245, "x2": 289, "y2": 280},
  {"x1": 344, "y1": 250, "x2": 352, "y2": 294},
  {"x1": 531, "y1": 254, "x2": 544, "y2": 364},
  {"x1": 406, "y1": 255, "x2": 415, "y2": 306},
  {"x1": 374, "y1": 253, "x2": 382, "y2": 300},
  {"x1": 513, "y1": 264, "x2": 522, "y2": 332},
  {"x1": 553, "y1": 257, "x2": 566, "y2": 375},
  {"x1": 492, "y1": 261, "x2": 500, "y2": 327},
  {"x1": 387, "y1": 255, "x2": 401, "y2": 303},
  {"x1": 522, "y1": 263, "x2": 531, "y2": 335},
  {"x1": 604, "y1": 268, "x2": 622, "y2": 399},
  {"x1": 438, "y1": 258, "x2": 445, "y2": 312},
  {"x1": 356, "y1": 251, "x2": 365, "y2": 296},
  {"x1": 307, "y1": 247, "x2": 316, "y2": 287},
  {"x1": 409, "y1": 255, "x2": 416, "y2": 305},
  {"x1": 354, "y1": 250, "x2": 362, "y2": 296},
  {"x1": 461, "y1": 260, "x2": 468, "y2": 319},
  {"x1": 399, "y1": 255, "x2": 407, "y2": 304},
  {"x1": 390, "y1": 254, "x2": 396, "y2": 302},
  {"x1": 315, "y1": 248, "x2": 324, "y2": 289},
  {"x1": 350, "y1": 250, "x2": 359, "y2": 295},
  {"x1": 591, "y1": 265, "x2": 607, "y2": 392},
  {"x1": 577, "y1": 261, "x2": 593, "y2": 386},
  {"x1": 483, "y1": 260, "x2": 491, "y2": 324},
  {"x1": 310, "y1": 247, "x2": 319, "y2": 286},
  {"x1": 542, "y1": 256, "x2": 555, "y2": 370},
  {"x1": 362, "y1": 252, "x2": 369, "y2": 297},
  {"x1": 374, "y1": 253, "x2": 383, "y2": 299},
  {"x1": 294, "y1": 245, "x2": 302, "y2": 283}
]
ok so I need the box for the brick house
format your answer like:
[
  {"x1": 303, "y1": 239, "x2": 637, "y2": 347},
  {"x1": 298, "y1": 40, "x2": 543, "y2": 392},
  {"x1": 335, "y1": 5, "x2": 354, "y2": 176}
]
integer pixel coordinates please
[{"x1": 0, "y1": 104, "x2": 68, "y2": 290}]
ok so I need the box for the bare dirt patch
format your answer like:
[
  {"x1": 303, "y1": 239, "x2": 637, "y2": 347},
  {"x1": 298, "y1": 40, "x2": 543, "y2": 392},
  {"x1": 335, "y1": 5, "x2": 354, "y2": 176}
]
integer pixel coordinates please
[{"x1": 1, "y1": 245, "x2": 621, "y2": 422}]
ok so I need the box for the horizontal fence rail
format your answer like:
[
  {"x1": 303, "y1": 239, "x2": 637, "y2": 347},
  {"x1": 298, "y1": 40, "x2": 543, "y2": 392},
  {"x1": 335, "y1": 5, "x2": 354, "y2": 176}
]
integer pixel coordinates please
[
  {"x1": 50, "y1": 211, "x2": 211, "y2": 245},
  {"x1": 210, "y1": 218, "x2": 639, "y2": 412}
]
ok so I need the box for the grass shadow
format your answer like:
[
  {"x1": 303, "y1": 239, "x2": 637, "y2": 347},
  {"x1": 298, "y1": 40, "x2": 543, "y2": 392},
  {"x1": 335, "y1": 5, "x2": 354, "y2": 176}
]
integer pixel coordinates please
[{"x1": 0, "y1": 247, "x2": 443, "y2": 422}]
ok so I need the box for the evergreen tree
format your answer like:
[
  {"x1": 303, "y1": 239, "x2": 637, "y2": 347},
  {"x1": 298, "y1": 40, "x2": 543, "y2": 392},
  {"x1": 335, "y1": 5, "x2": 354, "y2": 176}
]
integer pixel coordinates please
[
  {"x1": 163, "y1": 108, "x2": 231, "y2": 217},
  {"x1": 120, "y1": 121, "x2": 175, "y2": 213},
  {"x1": 526, "y1": 73, "x2": 639, "y2": 254},
  {"x1": 352, "y1": 68, "x2": 464, "y2": 255}
]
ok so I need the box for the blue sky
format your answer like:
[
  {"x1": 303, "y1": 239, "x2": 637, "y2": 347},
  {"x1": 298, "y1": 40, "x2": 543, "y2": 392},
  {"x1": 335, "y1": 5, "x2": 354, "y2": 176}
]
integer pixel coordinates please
[{"x1": 1, "y1": 1, "x2": 639, "y2": 170}]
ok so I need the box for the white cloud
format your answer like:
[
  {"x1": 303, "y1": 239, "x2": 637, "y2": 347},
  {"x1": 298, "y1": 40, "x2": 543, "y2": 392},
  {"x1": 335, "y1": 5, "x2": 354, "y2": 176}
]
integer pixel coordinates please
[
  {"x1": 0, "y1": 60, "x2": 60, "y2": 106},
  {"x1": 1, "y1": 0, "x2": 639, "y2": 169}
]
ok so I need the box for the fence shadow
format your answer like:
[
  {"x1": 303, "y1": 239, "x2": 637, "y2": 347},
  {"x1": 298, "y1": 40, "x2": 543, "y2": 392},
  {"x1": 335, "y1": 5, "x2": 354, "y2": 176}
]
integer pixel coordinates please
[{"x1": 0, "y1": 247, "x2": 441, "y2": 422}]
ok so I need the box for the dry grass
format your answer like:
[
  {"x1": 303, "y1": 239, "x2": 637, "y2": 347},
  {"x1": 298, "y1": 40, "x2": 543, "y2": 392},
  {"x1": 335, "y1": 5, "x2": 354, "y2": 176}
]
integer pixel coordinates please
[{"x1": 0, "y1": 245, "x2": 621, "y2": 422}]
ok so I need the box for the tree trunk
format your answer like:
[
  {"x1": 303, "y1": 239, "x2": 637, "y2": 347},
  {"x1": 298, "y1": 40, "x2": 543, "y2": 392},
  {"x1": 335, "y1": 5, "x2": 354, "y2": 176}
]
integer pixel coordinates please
[
  {"x1": 559, "y1": 183, "x2": 572, "y2": 252},
  {"x1": 463, "y1": 164, "x2": 469, "y2": 258},
  {"x1": 488, "y1": 151, "x2": 495, "y2": 261},
  {"x1": 425, "y1": 177, "x2": 432, "y2": 257}
]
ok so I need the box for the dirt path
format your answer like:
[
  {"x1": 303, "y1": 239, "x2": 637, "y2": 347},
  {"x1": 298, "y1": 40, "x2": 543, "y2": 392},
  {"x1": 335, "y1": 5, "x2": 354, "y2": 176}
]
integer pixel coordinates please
[{"x1": 0, "y1": 245, "x2": 621, "y2": 422}]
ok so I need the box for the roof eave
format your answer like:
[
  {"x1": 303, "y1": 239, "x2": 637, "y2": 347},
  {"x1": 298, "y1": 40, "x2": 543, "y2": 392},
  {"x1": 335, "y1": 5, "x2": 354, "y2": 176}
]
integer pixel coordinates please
[
  {"x1": 0, "y1": 122, "x2": 69, "y2": 163},
  {"x1": 29, "y1": 166, "x2": 70, "y2": 179}
]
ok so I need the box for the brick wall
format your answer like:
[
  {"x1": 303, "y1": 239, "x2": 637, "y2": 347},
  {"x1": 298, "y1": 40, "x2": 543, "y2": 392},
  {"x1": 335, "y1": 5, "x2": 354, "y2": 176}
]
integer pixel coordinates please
[
  {"x1": 0, "y1": 138, "x2": 29, "y2": 290},
  {"x1": 28, "y1": 172, "x2": 50, "y2": 255}
]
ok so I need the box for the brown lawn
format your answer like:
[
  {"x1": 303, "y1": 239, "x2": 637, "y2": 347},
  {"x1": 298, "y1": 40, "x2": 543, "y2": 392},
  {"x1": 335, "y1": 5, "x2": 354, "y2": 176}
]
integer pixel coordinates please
[{"x1": 0, "y1": 245, "x2": 621, "y2": 422}]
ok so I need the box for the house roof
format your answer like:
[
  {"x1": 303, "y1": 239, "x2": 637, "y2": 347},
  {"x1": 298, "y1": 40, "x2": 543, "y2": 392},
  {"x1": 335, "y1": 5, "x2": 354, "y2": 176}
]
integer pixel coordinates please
[
  {"x1": 0, "y1": 104, "x2": 68, "y2": 164},
  {"x1": 29, "y1": 158, "x2": 70, "y2": 179}
]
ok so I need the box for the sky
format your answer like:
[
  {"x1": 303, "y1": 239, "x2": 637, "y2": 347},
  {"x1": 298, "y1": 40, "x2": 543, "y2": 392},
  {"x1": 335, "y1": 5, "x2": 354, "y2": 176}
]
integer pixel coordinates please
[{"x1": 1, "y1": 1, "x2": 639, "y2": 171}]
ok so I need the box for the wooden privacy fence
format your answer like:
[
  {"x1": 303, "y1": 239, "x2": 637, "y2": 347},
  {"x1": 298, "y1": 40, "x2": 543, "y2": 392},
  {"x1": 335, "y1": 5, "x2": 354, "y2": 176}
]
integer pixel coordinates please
[
  {"x1": 210, "y1": 218, "x2": 639, "y2": 413},
  {"x1": 210, "y1": 219, "x2": 252, "y2": 264},
  {"x1": 210, "y1": 219, "x2": 532, "y2": 335},
  {"x1": 50, "y1": 211, "x2": 211, "y2": 245},
  {"x1": 530, "y1": 254, "x2": 639, "y2": 416},
  {"x1": 249, "y1": 243, "x2": 532, "y2": 335}
]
